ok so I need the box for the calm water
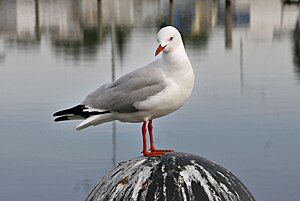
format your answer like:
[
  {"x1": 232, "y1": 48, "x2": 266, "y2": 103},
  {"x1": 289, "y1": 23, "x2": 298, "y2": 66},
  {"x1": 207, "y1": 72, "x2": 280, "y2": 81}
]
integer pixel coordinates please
[{"x1": 1, "y1": 0, "x2": 300, "y2": 200}]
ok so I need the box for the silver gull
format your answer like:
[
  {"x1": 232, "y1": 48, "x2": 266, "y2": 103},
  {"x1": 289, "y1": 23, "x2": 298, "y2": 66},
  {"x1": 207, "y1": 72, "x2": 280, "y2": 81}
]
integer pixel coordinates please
[{"x1": 53, "y1": 26, "x2": 194, "y2": 157}]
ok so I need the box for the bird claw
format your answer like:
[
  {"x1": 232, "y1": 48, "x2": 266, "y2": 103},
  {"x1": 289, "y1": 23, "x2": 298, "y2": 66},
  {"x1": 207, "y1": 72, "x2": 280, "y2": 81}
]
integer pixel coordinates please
[
  {"x1": 151, "y1": 149, "x2": 174, "y2": 153},
  {"x1": 142, "y1": 149, "x2": 174, "y2": 157}
]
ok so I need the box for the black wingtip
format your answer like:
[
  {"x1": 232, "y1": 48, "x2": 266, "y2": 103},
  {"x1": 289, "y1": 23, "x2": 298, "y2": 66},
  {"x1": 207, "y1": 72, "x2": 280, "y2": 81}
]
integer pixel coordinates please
[
  {"x1": 54, "y1": 116, "x2": 70, "y2": 122},
  {"x1": 53, "y1": 105, "x2": 111, "y2": 121},
  {"x1": 53, "y1": 110, "x2": 66, "y2": 117},
  {"x1": 53, "y1": 105, "x2": 85, "y2": 117},
  {"x1": 53, "y1": 111, "x2": 60, "y2": 117}
]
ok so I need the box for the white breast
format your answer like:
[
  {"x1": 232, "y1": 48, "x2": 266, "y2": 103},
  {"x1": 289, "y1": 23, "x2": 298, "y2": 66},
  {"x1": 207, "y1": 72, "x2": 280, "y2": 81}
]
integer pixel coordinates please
[{"x1": 134, "y1": 66, "x2": 194, "y2": 120}]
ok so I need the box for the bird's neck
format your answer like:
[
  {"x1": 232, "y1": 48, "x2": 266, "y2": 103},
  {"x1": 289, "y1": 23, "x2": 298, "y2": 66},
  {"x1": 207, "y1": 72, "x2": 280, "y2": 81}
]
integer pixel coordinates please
[
  {"x1": 161, "y1": 45, "x2": 191, "y2": 71},
  {"x1": 160, "y1": 44, "x2": 194, "y2": 100}
]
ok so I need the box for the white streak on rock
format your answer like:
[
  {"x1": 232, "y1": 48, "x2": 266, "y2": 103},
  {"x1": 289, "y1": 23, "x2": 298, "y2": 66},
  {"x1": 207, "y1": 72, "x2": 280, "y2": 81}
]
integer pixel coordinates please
[
  {"x1": 199, "y1": 165, "x2": 235, "y2": 200},
  {"x1": 217, "y1": 171, "x2": 230, "y2": 183},
  {"x1": 163, "y1": 172, "x2": 167, "y2": 201},
  {"x1": 131, "y1": 166, "x2": 153, "y2": 201},
  {"x1": 193, "y1": 163, "x2": 238, "y2": 201},
  {"x1": 161, "y1": 165, "x2": 165, "y2": 172},
  {"x1": 178, "y1": 175, "x2": 187, "y2": 201},
  {"x1": 133, "y1": 158, "x2": 147, "y2": 167},
  {"x1": 154, "y1": 187, "x2": 160, "y2": 201},
  {"x1": 109, "y1": 183, "x2": 125, "y2": 201},
  {"x1": 220, "y1": 183, "x2": 237, "y2": 200},
  {"x1": 180, "y1": 165, "x2": 221, "y2": 201}
]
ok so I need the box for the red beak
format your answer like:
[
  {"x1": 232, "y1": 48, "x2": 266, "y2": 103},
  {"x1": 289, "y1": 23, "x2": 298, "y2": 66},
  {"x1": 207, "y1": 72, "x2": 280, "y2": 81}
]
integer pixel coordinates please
[{"x1": 155, "y1": 44, "x2": 166, "y2": 56}]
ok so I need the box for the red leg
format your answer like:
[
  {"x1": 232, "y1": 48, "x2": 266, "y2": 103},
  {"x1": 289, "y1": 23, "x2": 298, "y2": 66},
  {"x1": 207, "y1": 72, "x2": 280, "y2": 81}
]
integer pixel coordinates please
[
  {"x1": 147, "y1": 120, "x2": 174, "y2": 154},
  {"x1": 141, "y1": 121, "x2": 162, "y2": 157},
  {"x1": 148, "y1": 120, "x2": 156, "y2": 151},
  {"x1": 142, "y1": 121, "x2": 148, "y2": 154}
]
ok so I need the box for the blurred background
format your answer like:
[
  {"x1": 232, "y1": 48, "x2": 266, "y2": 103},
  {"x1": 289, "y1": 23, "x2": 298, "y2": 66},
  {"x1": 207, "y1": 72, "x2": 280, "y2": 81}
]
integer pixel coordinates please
[{"x1": 0, "y1": 0, "x2": 300, "y2": 200}]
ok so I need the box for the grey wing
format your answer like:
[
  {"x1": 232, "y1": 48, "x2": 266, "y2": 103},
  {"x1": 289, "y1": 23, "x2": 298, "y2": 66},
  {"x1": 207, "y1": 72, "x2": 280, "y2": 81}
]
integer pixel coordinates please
[{"x1": 82, "y1": 67, "x2": 167, "y2": 113}]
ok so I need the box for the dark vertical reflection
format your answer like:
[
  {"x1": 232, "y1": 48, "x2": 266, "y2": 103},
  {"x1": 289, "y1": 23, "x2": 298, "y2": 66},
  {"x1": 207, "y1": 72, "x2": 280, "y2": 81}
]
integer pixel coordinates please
[
  {"x1": 225, "y1": 1, "x2": 232, "y2": 49},
  {"x1": 98, "y1": 0, "x2": 103, "y2": 42},
  {"x1": 115, "y1": 27, "x2": 130, "y2": 64},
  {"x1": 111, "y1": 22, "x2": 117, "y2": 167},
  {"x1": 110, "y1": 0, "x2": 117, "y2": 167},
  {"x1": 34, "y1": 0, "x2": 40, "y2": 41},
  {"x1": 112, "y1": 121, "x2": 116, "y2": 167},
  {"x1": 293, "y1": 14, "x2": 300, "y2": 80},
  {"x1": 111, "y1": 25, "x2": 117, "y2": 167},
  {"x1": 280, "y1": 2, "x2": 284, "y2": 28},
  {"x1": 240, "y1": 37, "x2": 244, "y2": 90},
  {"x1": 111, "y1": 24, "x2": 116, "y2": 82},
  {"x1": 169, "y1": 0, "x2": 174, "y2": 26}
]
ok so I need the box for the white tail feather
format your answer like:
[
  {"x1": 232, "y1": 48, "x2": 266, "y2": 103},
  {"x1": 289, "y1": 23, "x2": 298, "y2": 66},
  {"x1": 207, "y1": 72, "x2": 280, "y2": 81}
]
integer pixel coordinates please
[{"x1": 76, "y1": 114, "x2": 113, "y2": 131}]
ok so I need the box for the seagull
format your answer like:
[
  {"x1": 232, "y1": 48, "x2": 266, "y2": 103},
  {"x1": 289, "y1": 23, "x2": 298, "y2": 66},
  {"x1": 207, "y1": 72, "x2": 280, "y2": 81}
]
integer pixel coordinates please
[{"x1": 53, "y1": 26, "x2": 194, "y2": 157}]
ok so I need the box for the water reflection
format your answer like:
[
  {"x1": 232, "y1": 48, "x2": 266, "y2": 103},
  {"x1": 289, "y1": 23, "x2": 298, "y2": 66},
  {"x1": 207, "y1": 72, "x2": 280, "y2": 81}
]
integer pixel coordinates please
[
  {"x1": 169, "y1": 0, "x2": 174, "y2": 26},
  {"x1": 1, "y1": 1, "x2": 300, "y2": 201},
  {"x1": 276, "y1": 0, "x2": 300, "y2": 80},
  {"x1": 51, "y1": 26, "x2": 105, "y2": 60},
  {"x1": 0, "y1": 0, "x2": 253, "y2": 58},
  {"x1": 225, "y1": 1, "x2": 233, "y2": 49},
  {"x1": 292, "y1": 7, "x2": 300, "y2": 80},
  {"x1": 240, "y1": 37, "x2": 244, "y2": 90},
  {"x1": 0, "y1": 0, "x2": 223, "y2": 57},
  {"x1": 0, "y1": 39, "x2": 5, "y2": 63},
  {"x1": 34, "y1": 0, "x2": 40, "y2": 41},
  {"x1": 110, "y1": 7, "x2": 117, "y2": 166}
]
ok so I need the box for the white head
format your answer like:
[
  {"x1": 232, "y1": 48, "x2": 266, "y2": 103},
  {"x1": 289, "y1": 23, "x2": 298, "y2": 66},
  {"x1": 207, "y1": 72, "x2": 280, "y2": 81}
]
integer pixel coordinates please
[{"x1": 155, "y1": 26, "x2": 184, "y2": 56}]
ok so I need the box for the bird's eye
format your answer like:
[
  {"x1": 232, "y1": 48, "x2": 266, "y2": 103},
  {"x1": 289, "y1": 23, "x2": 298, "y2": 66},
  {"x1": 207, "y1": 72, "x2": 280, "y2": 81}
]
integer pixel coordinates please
[{"x1": 170, "y1": 37, "x2": 173, "y2": 41}]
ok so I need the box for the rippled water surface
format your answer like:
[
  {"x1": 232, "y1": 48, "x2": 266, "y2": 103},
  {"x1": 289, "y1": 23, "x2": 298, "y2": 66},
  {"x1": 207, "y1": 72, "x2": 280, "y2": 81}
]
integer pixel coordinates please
[{"x1": 1, "y1": 0, "x2": 300, "y2": 200}]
